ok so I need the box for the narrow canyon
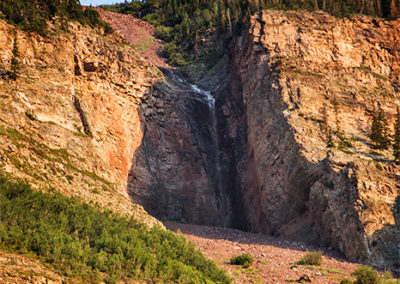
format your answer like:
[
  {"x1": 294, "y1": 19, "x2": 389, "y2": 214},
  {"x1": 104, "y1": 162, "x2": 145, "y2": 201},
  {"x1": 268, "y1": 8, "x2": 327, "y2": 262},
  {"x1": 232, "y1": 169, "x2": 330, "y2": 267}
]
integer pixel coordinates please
[{"x1": 0, "y1": 7, "x2": 399, "y2": 277}]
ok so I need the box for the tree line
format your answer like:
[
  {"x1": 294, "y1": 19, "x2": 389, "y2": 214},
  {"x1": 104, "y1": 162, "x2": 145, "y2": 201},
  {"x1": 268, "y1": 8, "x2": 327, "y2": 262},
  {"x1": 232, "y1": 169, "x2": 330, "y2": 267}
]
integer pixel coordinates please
[
  {"x1": 101, "y1": 0, "x2": 400, "y2": 66},
  {"x1": 0, "y1": 0, "x2": 111, "y2": 36}
]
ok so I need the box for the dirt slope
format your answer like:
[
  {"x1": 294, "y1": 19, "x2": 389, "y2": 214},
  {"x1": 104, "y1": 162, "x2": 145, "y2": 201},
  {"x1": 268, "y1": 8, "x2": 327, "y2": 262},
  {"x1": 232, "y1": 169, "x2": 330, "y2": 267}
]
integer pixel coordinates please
[
  {"x1": 166, "y1": 222, "x2": 363, "y2": 283},
  {"x1": 95, "y1": 7, "x2": 170, "y2": 68}
]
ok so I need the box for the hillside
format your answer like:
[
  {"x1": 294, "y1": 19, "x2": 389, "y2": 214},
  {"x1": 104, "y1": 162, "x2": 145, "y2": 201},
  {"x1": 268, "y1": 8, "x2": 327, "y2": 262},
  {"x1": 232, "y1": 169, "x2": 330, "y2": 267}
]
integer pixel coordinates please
[
  {"x1": 94, "y1": 7, "x2": 169, "y2": 68},
  {"x1": 0, "y1": 1, "x2": 400, "y2": 282}
]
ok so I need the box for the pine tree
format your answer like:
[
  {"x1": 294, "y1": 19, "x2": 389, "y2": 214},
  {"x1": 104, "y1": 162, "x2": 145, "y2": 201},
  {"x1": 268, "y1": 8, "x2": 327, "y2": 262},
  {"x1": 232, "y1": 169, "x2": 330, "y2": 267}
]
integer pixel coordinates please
[
  {"x1": 10, "y1": 34, "x2": 20, "y2": 80},
  {"x1": 370, "y1": 105, "x2": 390, "y2": 149},
  {"x1": 322, "y1": 104, "x2": 334, "y2": 147},
  {"x1": 393, "y1": 107, "x2": 400, "y2": 163},
  {"x1": 370, "y1": 106, "x2": 380, "y2": 142}
]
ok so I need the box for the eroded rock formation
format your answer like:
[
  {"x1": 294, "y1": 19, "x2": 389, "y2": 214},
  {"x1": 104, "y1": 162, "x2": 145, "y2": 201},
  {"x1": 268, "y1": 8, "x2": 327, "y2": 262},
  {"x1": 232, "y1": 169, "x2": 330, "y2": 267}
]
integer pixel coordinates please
[
  {"x1": 219, "y1": 10, "x2": 400, "y2": 270},
  {"x1": 1, "y1": 8, "x2": 399, "y2": 273},
  {"x1": 0, "y1": 20, "x2": 161, "y2": 226}
]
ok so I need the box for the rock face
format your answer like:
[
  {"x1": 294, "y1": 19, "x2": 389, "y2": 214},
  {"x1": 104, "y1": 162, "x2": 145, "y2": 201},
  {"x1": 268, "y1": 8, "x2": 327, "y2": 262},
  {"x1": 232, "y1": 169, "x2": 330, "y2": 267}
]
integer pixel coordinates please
[
  {"x1": 102, "y1": 9, "x2": 400, "y2": 270},
  {"x1": 128, "y1": 70, "x2": 230, "y2": 226},
  {"x1": 0, "y1": 251, "x2": 65, "y2": 283},
  {"x1": 1, "y1": 8, "x2": 400, "y2": 273},
  {"x1": 218, "y1": 10, "x2": 400, "y2": 271},
  {"x1": 0, "y1": 19, "x2": 161, "y2": 226}
]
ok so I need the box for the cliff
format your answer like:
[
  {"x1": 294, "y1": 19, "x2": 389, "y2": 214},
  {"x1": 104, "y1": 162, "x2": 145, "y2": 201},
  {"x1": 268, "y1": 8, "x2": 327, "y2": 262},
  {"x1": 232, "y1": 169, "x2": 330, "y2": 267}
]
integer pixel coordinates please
[
  {"x1": 0, "y1": 19, "x2": 161, "y2": 226},
  {"x1": 218, "y1": 10, "x2": 400, "y2": 270},
  {"x1": 1, "y1": 7, "x2": 400, "y2": 275}
]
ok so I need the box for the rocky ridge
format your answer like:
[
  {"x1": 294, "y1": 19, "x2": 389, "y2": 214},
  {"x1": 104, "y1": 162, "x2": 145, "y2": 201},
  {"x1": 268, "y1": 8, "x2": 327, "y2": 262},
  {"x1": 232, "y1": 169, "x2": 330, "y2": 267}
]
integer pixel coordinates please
[
  {"x1": 0, "y1": 252, "x2": 64, "y2": 284},
  {"x1": 0, "y1": 19, "x2": 161, "y2": 226},
  {"x1": 220, "y1": 10, "x2": 400, "y2": 271}
]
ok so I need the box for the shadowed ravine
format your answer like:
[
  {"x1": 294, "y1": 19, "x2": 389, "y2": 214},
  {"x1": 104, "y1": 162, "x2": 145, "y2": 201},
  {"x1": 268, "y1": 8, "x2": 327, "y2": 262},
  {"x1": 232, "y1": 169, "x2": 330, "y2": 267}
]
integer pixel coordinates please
[
  {"x1": 128, "y1": 69, "x2": 233, "y2": 227},
  {"x1": 125, "y1": 11, "x2": 400, "y2": 273}
]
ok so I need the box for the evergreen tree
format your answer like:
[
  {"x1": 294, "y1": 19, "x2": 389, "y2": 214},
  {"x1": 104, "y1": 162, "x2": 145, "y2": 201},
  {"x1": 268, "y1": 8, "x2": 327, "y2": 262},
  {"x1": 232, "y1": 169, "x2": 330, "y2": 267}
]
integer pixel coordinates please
[
  {"x1": 0, "y1": 0, "x2": 110, "y2": 36},
  {"x1": 393, "y1": 107, "x2": 400, "y2": 163},
  {"x1": 10, "y1": 34, "x2": 20, "y2": 80},
  {"x1": 370, "y1": 105, "x2": 390, "y2": 149},
  {"x1": 322, "y1": 104, "x2": 334, "y2": 147}
]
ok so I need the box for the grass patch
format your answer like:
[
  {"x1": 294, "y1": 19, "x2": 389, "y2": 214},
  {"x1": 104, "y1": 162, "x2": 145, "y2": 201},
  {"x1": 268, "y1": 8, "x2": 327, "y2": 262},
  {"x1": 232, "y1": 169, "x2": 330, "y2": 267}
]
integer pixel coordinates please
[
  {"x1": 297, "y1": 112, "x2": 323, "y2": 123},
  {"x1": 0, "y1": 172, "x2": 231, "y2": 283},
  {"x1": 48, "y1": 63, "x2": 65, "y2": 71},
  {"x1": 1, "y1": 150, "x2": 42, "y2": 181},
  {"x1": 5, "y1": 128, "x2": 29, "y2": 148},
  {"x1": 230, "y1": 253, "x2": 254, "y2": 268},
  {"x1": 74, "y1": 132, "x2": 90, "y2": 138},
  {"x1": 352, "y1": 265, "x2": 378, "y2": 284},
  {"x1": 286, "y1": 65, "x2": 324, "y2": 78},
  {"x1": 297, "y1": 251, "x2": 323, "y2": 266},
  {"x1": 326, "y1": 268, "x2": 345, "y2": 274},
  {"x1": 0, "y1": 127, "x2": 112, "y2": 188},
  {"x1": 356, "y1": 65, "x2": 387, "y2": 81},
  {"x1": 133, "y1": 37, "x2": 155, "y2": 53}
]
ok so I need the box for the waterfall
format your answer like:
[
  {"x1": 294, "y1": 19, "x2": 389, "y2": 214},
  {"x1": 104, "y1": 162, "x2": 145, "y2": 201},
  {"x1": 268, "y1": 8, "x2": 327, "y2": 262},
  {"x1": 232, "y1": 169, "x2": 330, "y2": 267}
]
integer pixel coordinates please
[
  {"x1": 189, "y1": 83, "x2": 223, "y2": 207},
  {"x1": 167, "y1": 70, "x2": 223, "y2": 210}
]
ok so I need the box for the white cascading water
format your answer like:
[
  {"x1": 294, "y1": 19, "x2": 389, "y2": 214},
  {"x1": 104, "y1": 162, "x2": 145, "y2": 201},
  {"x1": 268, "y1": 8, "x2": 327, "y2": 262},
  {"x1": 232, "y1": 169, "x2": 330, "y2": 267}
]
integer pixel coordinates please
[
  {"x1": 189, "y1": 83, "x2": 223, "y2": 200},
  {"x1": 168, "y1": 71, "x2": 222, "y2": 199}
]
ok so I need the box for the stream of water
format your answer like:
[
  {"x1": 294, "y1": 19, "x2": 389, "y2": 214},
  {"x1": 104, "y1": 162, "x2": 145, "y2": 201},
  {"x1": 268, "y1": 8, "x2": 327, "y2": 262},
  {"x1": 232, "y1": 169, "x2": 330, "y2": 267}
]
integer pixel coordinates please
[{"x1": 168, "y1": 71, "x2": 223, "y2": 207}]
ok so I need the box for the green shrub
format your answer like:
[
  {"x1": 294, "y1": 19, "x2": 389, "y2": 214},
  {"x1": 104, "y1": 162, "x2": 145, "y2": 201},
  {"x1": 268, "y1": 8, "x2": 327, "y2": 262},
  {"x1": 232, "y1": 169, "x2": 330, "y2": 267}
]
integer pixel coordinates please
[
  {"x1": 230, "y1": 253, "x2": 254, "y2": 268},
  {"x1": 0, "y1": 172, "x2": 231, "y2": 283},
  {"x1": 382, "y1": 270, "x2": 393, "y2": 279},
  {"x1": 352, "y1": 266, "x2": 379, "y2": 284},
  {"x1": 155, "y1": 25, "x2": 173, "y2": 41},
  {"x1": 382, "y1": 280, "x2": 400, "y2": 284},
  {"x1": 162, "y1": 42, "x2": 187, "y2": 66},
  {"x1": 297, "y1": 251, "x2": 323, "y2": 266},
  {"x1": 341, "y1": 279, "x2": 353, "y2": 284}
]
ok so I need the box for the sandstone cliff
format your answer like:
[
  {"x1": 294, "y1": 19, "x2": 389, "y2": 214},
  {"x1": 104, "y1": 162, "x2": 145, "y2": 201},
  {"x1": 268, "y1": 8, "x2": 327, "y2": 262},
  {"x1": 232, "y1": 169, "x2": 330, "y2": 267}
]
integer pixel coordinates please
[
  {"x1": 217, "y1": 10, "x2": 400, "y2": 271},
  {"x1": 0, "y1": 19, "x2": 160, "y2": 226}
]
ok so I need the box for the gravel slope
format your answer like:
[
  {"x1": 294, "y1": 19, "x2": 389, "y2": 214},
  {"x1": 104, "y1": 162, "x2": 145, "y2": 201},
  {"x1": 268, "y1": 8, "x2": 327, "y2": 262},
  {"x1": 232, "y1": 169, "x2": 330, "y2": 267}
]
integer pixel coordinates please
[{"x1": 165, "y1": 222, "x2": 362, "y2": 283}]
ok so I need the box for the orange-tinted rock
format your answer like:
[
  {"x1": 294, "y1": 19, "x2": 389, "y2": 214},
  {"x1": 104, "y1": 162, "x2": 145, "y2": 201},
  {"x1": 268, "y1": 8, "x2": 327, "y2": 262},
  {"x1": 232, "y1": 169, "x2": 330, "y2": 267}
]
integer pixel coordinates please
[{"x1": 223, "y1": 10, "x2": 400, "y2": 271}]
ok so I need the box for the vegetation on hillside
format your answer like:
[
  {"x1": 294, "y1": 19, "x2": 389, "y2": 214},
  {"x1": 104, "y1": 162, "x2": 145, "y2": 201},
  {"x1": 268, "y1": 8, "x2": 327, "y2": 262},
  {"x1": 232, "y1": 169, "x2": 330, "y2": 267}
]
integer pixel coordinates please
[
  {"x1": 9, "y1": 35, "x2": 19, "y2": 80},
  {"x1": 393, "y1": 107, "x2": 400, "y2": 163},
  {"x1": 0, "y1": 172, "x2": 231, "y2": 283},
  {"x1": 101, "y1": 0, "x2": 399, "y2": 66},
  {"x1": 0, "y1": 0, "x2": 111, "y2": 36},
  {"x1": 370, "y1": 106, "x2": 390, "y2": 150},
  {"x1": 230, "y1": 253, "x2": 254, "y2": 268},
  {"x1": 297, "y1": 251, "x2": 323, "y2": 266}
]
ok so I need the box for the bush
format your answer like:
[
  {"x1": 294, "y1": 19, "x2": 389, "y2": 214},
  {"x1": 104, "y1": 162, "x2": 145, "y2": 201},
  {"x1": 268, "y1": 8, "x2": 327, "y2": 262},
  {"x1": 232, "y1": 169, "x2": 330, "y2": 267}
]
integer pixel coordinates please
[
  {"x1": 0, "y1": 172, "x2": 231, "y2": 283},
  {"x1": 162, "y1": 42, "x2": 187, "y2": 66},
  {"x1": 297, "y1": 251, "x2": 323, "y2": 266},
  {"x1": 341, "y1": 279, "x2": 353, "y2": 284},
  {"x1": 382, "y1": 270, "x2": 393, "y2": 279},
  {"x1": 352, "y1": 266, "x2": 379, "y2": 284},
  {"x1": 230, "y1": 253, "x2": 254, "y2": 268},
  {"x1": 155, "y1": 25, "x2": 173, "y2": 41}
]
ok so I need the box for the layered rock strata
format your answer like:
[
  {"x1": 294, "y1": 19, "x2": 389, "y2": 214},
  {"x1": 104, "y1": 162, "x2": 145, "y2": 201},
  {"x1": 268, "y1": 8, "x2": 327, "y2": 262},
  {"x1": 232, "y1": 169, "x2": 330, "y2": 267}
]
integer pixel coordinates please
[
  {"x1": 221, "y1": 10, "x2": 400, "y2": 270},
  {"x1": 0, "y1": 20, "x2": 160, "y2": 226}
]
